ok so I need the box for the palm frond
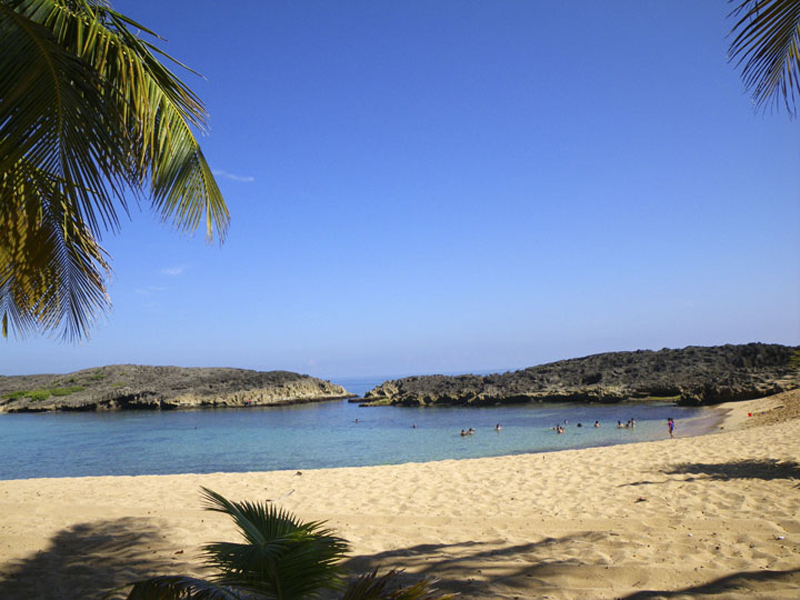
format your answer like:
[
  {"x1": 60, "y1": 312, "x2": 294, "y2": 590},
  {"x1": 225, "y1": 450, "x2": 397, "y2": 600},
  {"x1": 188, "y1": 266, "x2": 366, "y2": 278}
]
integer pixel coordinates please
[
  {"x1": 0, "y1": 0, "x2": 133, "y2": 234},
  {"x1": 341, "y1": 570, "x2": 454, "y2": 600},
  {"x1": 115, "y1": 490, "x2": 455, "y2": 600},
  {"x1": 12, "y1": 0, "x2": 229, "y2": 241},
  {"x1": 0, "y1": 0, "x2": 229, "y2": 340},
  {"x1": 1, "y1": 159, "x2": 111, "y2": 340},
  {"x1": 46, "y1": 0, "x2": 229, "y2": 241},
  {"x1": 122, "y1": 575, "x2": 243, "y2": 600},
  {"x1": 200, "y1": 487, "x2": 349, "y2": 599},
  {"x1": 728, "y1": 0, "x2": 800, "y2": 115}
]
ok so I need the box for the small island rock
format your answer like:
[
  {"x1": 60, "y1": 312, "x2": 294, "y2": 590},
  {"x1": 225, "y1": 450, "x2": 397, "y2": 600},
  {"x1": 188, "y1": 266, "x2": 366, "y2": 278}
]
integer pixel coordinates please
[
  {"x1": 362, "y1": 343, "x2": 798, "y2": 407},
  {"x1": 0, "y1": 365, "x2": 353, "y2": 413}
]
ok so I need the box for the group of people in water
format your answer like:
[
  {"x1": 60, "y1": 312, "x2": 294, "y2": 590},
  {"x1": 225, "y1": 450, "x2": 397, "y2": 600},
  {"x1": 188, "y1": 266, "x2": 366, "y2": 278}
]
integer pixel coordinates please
[
  {"x1": 549, "y1": 417, "x2": 676, "y2": 438},
  {"x1": 551, "y1": 420, "x2": 602, "y2": 434},
  {"x1": 382, "y1": 417, "x2": 676, "y2": 439},
  {"x1": 459, "y1": 423, "x2": 503, "y2": 436}
]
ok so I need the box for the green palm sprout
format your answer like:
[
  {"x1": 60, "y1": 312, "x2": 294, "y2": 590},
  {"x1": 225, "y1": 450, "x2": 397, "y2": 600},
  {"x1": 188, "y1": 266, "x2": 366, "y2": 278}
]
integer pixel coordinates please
[
  {"x1": 0, "y1": 0, "x2": 229, "y2": 340},
  {"x1": 122, "y1": 488, "x2": 452, "y2": 600}
]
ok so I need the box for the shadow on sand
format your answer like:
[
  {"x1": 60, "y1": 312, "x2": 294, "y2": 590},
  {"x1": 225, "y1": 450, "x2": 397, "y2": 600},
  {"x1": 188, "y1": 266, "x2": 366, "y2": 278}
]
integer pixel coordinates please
[
  {"x1": 0, "y1": 517, "x2": 197, "y2": 600},
  {"x1": 2, "y1": 516, "x2": 797, "y2": 599},
  {"x1": 623, "y1": 458, "x2": 800, "y2": 488},
  {"x1": 662, "y1": 459, "x2": 800, "y2": 482},
  {"x1": 618, "y1": 568, "x2": 800, "y2": 599},
  {"x1": 345, "y1": 534, "x2": 800, "y2": 599},
  {"x1": 343, "y1": 533, "x2": 607, "y2": 597}
]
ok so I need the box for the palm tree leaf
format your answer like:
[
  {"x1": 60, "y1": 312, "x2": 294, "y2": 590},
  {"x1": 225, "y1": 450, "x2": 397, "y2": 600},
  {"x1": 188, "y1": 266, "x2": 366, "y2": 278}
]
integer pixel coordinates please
[
  {"x1": 728, "y1": 0, "x2": 800, "y2": 115},
  {"x1": 200, "y1": 488, "x2": 349, "y2": 599},
  {"x1": 1, "y1": 159, "x2": 111, "y2": 340},
  {"x1": 0, "y1": 0, "x2": 133, "y2": 234},
  {"x1": 201, "y1": 487, "x2": 293, "y2": 546},
  {"x1": 122, "y1": 575, "x2": 243, "y2": 600},
  {"x1": 1, "y1": 0, "x2": 130, "y2": 339},
  {"x1": 341, "y1": 570, "x2": 454, "y2": 600},
  {"x1": 0, "y1": 0, "x2": 230, "y2": 340},
  {"x1": 45, "y1": 0, "x2": 229, "y2": 242}
]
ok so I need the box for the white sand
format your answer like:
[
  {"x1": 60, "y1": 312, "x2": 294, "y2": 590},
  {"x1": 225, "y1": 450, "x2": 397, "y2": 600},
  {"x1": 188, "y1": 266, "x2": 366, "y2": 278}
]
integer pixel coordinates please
[{"x1": 1, "y1": 392, "x2": 798, "y2": 599}]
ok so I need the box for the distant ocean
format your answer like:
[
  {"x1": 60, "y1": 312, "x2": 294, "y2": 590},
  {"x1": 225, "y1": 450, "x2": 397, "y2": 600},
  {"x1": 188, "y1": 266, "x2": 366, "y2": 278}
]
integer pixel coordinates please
[
  {"x1": 0, "y1": 375, "x2": 714, "y2": 480},
  {"x1": 331, "y1": 375, "x2": 391, "y2": 398}
]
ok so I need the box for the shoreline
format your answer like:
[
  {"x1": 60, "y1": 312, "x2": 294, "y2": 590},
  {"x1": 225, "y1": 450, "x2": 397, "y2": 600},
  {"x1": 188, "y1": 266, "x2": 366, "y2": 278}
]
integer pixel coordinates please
[
  {"x1": 1, "y1": 390, "x2": 798, "y2": 599},
  {"x1": 0, "y1": 402, "x2": 766, "y2": 483},
  {"x1": 0, "y1": 399, "x2": 714, "y2": 481},
  {"x1": 0, "y1": 396, "x2": 771, "y2": 485}
]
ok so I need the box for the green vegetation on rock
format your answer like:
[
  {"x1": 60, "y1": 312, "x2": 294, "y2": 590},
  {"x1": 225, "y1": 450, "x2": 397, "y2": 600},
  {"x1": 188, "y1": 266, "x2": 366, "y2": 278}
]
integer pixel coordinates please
[
  {"x1": 50, "y1": 386, "x2": 85, "y2": 396},
  {"x1": 3, "y1": 385, "x2": 85, "y2": 402}
]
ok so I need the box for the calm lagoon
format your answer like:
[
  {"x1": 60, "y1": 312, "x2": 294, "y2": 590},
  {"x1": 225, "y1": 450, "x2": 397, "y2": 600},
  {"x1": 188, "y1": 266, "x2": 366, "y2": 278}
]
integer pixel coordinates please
[{"x1": 0, "y1": 383, "x2": 712, "y2": 480}]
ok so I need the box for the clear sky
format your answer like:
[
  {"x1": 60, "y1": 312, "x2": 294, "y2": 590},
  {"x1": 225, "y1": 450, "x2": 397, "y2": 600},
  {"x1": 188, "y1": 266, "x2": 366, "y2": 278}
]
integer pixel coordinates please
[{"x1": 3, "y1": 0, "x2": 798, "y2": 381}]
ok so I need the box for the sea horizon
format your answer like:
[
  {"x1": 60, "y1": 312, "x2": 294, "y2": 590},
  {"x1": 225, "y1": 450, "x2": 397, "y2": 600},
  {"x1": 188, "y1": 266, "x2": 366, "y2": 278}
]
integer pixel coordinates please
[{"x1": 330, "y1": 369, "x2": 517, "y2": 398}]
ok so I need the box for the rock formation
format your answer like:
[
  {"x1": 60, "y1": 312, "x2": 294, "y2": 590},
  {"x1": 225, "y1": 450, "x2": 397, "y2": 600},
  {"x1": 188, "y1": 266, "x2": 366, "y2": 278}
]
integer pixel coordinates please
[
  {"x1": 362, "y1": 343, "x2": 799, "y2": 407},
  {"x1": 0, "y1": 365, "x2": 353, "y2": 413}
]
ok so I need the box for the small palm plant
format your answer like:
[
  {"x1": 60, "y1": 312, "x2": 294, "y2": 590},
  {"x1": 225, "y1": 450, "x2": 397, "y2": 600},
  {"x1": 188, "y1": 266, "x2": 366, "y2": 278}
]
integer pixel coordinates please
[{"x1": 121, "y1": 487, "x2": 452, "y2": 600}]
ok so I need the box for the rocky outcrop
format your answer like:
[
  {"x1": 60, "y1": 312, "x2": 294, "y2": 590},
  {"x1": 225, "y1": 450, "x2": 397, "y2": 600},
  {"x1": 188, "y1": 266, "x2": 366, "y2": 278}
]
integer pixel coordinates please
[
  {"x1": 0, "y1": 365, "x2": 353, "y2": 413},
  {"x1": 362, "y1": 343, "x2": 799, "y2": 407}
]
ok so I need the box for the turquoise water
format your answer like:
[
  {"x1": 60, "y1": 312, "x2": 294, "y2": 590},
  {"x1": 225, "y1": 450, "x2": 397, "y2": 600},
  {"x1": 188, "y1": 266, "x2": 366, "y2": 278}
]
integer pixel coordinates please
[{"x1": 0, "y1": 388, "x2": 709, "y2": 480}]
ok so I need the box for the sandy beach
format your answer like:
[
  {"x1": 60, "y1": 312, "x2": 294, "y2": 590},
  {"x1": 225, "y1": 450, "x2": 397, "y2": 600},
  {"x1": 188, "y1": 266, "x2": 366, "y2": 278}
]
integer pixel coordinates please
[{"x1": 1, "y1": 391, "x2": 798, "y2": 599}]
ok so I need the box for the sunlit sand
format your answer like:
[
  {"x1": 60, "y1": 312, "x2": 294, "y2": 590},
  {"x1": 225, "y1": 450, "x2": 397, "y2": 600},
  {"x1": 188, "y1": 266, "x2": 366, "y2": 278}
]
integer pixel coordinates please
[{"x1": 1, "y1": 390, "x2": 798, "y2": 599}]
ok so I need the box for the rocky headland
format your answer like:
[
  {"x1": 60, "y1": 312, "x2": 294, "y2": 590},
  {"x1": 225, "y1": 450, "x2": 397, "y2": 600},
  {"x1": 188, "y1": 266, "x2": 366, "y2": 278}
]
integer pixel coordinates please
[
  {"x1": 0, "y1": 365, "x2": 353, "y2": 413},
  {"x1": 362, "y1": 343, "x2": 799, "y2": 407}
]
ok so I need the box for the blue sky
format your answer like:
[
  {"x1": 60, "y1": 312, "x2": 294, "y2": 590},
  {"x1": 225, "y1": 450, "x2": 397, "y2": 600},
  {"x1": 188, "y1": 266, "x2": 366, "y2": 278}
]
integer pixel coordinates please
[{"x1": 3, "y1": 0, "x2": 798, "y2": 381}]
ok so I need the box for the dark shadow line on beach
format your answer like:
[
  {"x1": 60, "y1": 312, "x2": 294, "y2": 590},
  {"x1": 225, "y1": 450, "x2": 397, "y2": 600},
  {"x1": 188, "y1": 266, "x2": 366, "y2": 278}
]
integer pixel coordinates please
[
  {"x1": 0, "y1": 517, "x2": 197, "y2": 600},
  {"x1": 665, "y1": 459, "x2": 800, "y2": 480},
  {"x1": 343, "y1": 531, "x2": 610, "y2": 597},
  {"x1": 0, "y1": 526, "x2": 607, "y2": 599},
  {"x1": 618, "y1": 567, "x2": 800, "y2": 599},
  {"x1": 344, "y1": 535, "x2": 800, "y2": 598},
  {"x1": 621, "y1": 459, "x2": 800, "y2": 488},
  {"x1": 7, "y1": 519, "x2": 797, "y2": 599}
]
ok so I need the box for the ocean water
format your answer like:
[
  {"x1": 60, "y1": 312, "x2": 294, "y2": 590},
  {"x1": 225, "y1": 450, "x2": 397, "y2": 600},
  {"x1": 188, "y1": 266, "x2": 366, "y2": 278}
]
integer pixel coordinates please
[{"x1": 0, "y1": 379, "x2": 712, "y2": 480}]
